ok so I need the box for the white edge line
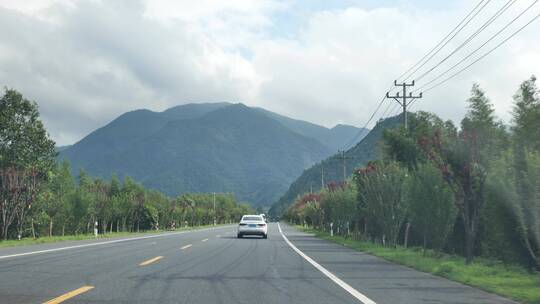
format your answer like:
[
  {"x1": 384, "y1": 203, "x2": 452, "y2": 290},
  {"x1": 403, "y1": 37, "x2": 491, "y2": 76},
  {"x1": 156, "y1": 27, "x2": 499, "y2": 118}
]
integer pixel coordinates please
[
  {"x1": 278, "y1": 222, "x2": 376, "y2": 304},
  {"x1": 0, "y1": 225, "x2": 233, "y2": 260}
]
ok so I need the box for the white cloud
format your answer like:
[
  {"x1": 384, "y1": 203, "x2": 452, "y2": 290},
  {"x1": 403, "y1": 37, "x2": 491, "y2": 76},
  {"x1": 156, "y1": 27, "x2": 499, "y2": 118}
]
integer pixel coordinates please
[{"x1": 0, "y1": 0, "x2": 538, "y2": 145}]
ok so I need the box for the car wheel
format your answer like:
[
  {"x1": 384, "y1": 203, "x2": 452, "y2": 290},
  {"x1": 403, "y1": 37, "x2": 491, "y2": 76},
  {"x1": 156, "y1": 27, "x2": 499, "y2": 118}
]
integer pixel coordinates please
[
  {"x1": 237, "y1": 233, "x2": 242, "y2": 238},
  {"x1": 263, "y1": 234, "x2": 268, "y2": 239}
]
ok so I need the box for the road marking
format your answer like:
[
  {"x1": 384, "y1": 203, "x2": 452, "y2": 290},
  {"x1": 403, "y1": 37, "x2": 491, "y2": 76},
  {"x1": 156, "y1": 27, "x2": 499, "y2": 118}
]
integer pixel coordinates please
[
  {"x1": 43, "y1": 285, "x2": 94, "y2": 304},
  {"x1": 202, "y1": 238, "x2": 208, "y2": 242},
  {"x1": 216, "y1": 234, "x2": 221, "y2": 237},
  {"x1": 278, "y1": 223, "x2": 376, "y2": 304},
  {"x1": 181, "y1": 244, "x2": 192, "y2": 250},
  {"x1": 0, "y1": 225, "x2": 234, "y2": 260},
  {"x1": 139, "y1": 256, "x2": 163, "y2": 266}
]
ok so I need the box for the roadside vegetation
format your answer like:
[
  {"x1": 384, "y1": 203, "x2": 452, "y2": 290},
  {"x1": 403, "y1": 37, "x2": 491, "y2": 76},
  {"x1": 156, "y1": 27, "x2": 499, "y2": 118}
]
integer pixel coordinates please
[
  {"x1": 299, "y1": 226, "x2": 540, "y2": 304},
  {"x1": 285, "y1": 77, "x2": 540, "y2": 302},
  {"x1": 0, "y1": 88, "x2": 253, "y2": 244},
  {"x1": 0, "y1": 223, "x2": 225, "y2": 248}
]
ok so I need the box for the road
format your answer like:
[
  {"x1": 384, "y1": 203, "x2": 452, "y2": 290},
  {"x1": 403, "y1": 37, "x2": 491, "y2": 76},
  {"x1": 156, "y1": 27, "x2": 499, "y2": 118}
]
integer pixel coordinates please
[{"x1": 0, "y1": 223, "x2": 517, "y2": 304}]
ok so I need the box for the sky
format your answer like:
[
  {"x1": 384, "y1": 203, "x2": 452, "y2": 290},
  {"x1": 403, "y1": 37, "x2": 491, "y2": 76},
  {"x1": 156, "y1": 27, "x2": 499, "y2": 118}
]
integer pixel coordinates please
[{"x1": 0, "y1": 0, "x2": 538, "y2": 145}]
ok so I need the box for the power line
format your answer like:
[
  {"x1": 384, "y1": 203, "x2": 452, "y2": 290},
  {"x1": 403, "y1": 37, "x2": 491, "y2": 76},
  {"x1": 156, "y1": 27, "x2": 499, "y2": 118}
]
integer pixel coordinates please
[
  {"x1": 397, "y1": 0, "x2": 489, "y2": 81},
  {"x1": 342, "y1": 81, "x2": 396, "y2": 150},
  {"x1": 423, "y1": 12, "x2": 540, "y2": 93},
  {"x1": 414, "y1": 0, "x2": 518, "y2": 82},
  {"x1": 381, "y1": 102, "x2": 402, "y2": 119},
  {"x1": 400, "y1": 0, "x2": 492, "y2": 82},
  {"x1": 342, "y1": 94, "x2": 385, "y2": 149},
  {"x1": 379, "y1": 99, "x2": 396, "y2": 120},
  {"x1": 408, "y1": 98, "x2": 419, "y2": 110},
  {"x1": 345, "y1": 0, "x2": 492, "y2": 149},
  {"x1": 415, "y1": 0, "x2": 539, "y2": 93}
]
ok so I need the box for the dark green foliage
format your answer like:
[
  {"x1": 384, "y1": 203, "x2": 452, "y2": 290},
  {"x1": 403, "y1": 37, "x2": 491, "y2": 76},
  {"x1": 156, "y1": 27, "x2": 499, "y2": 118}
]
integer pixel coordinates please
[
  {"x1": 405, "y1": 163, "x2": 455, "y2": 252},
  {"x1": 482, "y1": 151, "x2": 539, "y2": 267},
  {"x1": 383, "y1": 111, "x2": 456, "y2": 170},
  {"x1": 18, "y1": 161, "x2": 253, "y2": 239},
  {"x1": 322, "y1": 184, "x2": 357, "y2": 234},
  {"x1": 0, "y1": 88, "x2": 56, "y2": 170},
  {"x1": 355, "y1": 162, "x2": 408, "y2": 247},
  {"x1": 0, "y1": 88, "x2": 57, "y2": 239},
  {"x1": 512, "y1": 76, "x2": 540, "y2": 150}
]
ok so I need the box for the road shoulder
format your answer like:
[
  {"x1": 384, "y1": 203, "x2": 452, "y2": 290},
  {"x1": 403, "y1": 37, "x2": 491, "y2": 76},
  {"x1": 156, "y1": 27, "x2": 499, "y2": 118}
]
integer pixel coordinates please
[{"x1": 279, "y1": 223, "x2": 519, "y2": 304}]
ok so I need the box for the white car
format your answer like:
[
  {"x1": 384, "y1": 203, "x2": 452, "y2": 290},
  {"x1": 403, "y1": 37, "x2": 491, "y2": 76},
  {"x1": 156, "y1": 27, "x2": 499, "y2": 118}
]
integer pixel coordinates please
[{"x1": 237, "y1": 215, "x2": 268, "y2": 239}]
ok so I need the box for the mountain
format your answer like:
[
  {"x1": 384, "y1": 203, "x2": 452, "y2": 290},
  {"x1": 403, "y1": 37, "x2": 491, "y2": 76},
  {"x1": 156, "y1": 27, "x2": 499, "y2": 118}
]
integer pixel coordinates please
[
  {"x1": 60, "y1": 103, "x2": 365, "y2": 206},
  {"x1": 254, "y1": 107, "x2": 368, "y2": 151},
  {"x1": 55, "y1": 145, "x2": 71, "y2": 152},
  {"x1": 268, "y1": 114, "x2": 403, "y2": 216}
]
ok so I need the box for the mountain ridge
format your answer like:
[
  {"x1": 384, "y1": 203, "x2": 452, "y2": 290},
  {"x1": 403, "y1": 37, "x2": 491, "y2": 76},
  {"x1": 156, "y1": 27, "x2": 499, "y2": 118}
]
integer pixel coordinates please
[{"x1": 60, "y1": 102, "x2": 368, "y2": 206}]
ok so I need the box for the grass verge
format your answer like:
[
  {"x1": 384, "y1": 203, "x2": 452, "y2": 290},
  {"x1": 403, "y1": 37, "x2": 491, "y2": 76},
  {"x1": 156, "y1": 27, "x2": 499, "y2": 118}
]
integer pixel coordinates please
[
  {"x1": 0, "y1": 224, "x2": 227, "y2": 249},
  {"x1": 297, "y1": 226, "x2": 540, "y2": 304}
]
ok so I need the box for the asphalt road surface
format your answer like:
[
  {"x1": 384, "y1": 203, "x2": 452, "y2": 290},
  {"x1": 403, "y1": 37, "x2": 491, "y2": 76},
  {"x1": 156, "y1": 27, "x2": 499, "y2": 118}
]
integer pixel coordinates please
[{"x1": 0, "y1": 223, "x2": 518, "y2": 304}]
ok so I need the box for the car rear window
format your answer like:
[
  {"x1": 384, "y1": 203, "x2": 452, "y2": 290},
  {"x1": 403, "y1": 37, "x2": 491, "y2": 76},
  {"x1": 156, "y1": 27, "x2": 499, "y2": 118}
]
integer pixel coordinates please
[{"x1": 243, "y1": 216, "x2": 262, "y2": 221}]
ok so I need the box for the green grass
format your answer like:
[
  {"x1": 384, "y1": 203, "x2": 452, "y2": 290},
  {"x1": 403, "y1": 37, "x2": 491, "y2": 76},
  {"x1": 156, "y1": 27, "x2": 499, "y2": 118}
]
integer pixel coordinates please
[
  {"x1": 0, "y1": 224, "x2": 227, "y2": 249},
  {"x1": 298, "y1": 226, "x2": 540, "y2": 304}
]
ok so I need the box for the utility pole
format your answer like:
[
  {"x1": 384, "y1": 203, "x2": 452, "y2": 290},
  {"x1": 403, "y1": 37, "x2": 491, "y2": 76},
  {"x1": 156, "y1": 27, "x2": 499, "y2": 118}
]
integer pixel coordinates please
[
  {"x1": 386, "y1": 80, "x2": 422, "y2": 129},
  {"x1": 321, "y1": 165, "x2": 325, "y2": 189},
  {"x1": 337, "y1": 150, "x2": 355, "y2": 182},
  {"x1": 212, "y1": 192, "x2": 233, "y2": 226},
  {"x1": 213, "y1": 192, "x2": 216, "y2": 226}
]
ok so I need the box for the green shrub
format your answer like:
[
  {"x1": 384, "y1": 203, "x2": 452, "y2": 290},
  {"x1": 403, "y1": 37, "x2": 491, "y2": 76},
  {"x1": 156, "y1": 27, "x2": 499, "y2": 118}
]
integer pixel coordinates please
[{"x1": 434, "y1": 262, "x2": 455, "y2": 276}]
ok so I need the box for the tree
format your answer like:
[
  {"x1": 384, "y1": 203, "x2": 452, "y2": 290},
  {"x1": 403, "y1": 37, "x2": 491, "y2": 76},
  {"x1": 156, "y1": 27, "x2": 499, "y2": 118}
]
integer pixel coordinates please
[
  {"x1": 46, "y1": 160, "x2": 75, "y2": 236},
  {"x1": 406, "y1": 163, "x2": 456, "y2": 254},
  {"x1": 507, "y1": 76, "x2": 540, "y2": 269},
  {"x1": 0, "y1": 89, "x2": 56, "y2": 240},
  {"x1": 512, "y1": 76, "x2": 540, "y2": 150},
  {"x1": 355, "y1": 162, "x2": 408, "y2": 247},
  {"x1": 485, "y1": 150, "x2": 540, "y2": 269},
  {"x1": 322, "y1": 183, "x2": 356, "y2": 235},
  {"x1": 418, "y1": 85, "x2": 507, "y2": 264},
  {"x1": 461, "y1": 83, "x2": 508, "y2": 167}
]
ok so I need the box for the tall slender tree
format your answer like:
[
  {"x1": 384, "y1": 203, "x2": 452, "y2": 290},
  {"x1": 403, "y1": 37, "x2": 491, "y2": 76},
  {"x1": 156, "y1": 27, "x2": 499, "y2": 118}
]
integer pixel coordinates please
[{"x1": 0, "y1": 89, "x2": 56, "y2": 239}]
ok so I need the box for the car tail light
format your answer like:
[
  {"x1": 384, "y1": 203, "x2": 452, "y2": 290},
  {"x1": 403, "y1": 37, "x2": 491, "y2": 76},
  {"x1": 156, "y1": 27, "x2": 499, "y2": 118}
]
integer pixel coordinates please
[
  {"x1": 257, "y1": 223, "x2": 266, "y2": 227},
  {"x1": 239, "y1": 223, "x2": 247, "y2": 226}
]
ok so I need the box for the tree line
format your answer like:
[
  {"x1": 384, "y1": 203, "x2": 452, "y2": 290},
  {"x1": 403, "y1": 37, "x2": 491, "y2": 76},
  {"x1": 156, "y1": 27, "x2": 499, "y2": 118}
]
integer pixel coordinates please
[
  {"x1": 0, "y1": 89, "x2": 253, "y2": 241},
  {"x1": 285, "y1": 76, "x2": 540, "y2": 270}
]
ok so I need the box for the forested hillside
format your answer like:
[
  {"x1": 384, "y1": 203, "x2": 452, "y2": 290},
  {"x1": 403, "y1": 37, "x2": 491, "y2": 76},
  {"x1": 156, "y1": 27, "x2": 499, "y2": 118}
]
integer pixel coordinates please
[
  {"x1": 60, "y1": 103, "x2": 363, "y2": 206},
  {"x1": 269, "y1": 115, "x2": 401, "y2": 216}
]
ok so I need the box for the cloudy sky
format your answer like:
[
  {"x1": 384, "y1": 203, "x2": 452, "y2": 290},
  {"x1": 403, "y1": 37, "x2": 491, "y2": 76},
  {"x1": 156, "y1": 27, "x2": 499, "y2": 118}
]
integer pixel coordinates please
[{"x1": 0, "y1": 0, "x2": 538, "y2": 145}]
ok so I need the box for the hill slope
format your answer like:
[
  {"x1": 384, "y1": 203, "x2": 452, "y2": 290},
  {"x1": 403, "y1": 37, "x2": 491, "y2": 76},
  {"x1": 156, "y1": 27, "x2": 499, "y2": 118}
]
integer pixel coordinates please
[
  {"x1": 268, "y1": 114, "x2": 403, "y2": 216},
  {"x1": 60, "y1": 103, "x2": 362, "y2": 206},
  {"x1": 255, "y1": 107, "x2": 367, "y2": 151}
]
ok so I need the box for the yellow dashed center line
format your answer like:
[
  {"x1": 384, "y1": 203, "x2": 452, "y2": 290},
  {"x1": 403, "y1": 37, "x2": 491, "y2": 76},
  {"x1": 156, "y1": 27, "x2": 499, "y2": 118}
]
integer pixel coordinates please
[
  {"x1": 139, "y1": 256, "x2": 163, "y2": 266},
  {"x1": 181, "y1": 244, "x2": 192, "y2": 250},
  {"x1": 202, "y1": 238, "x2": 208, "y2": 242},
  {"x1": 43, "y1": 285, "x2": 94, "y2": 304}
]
